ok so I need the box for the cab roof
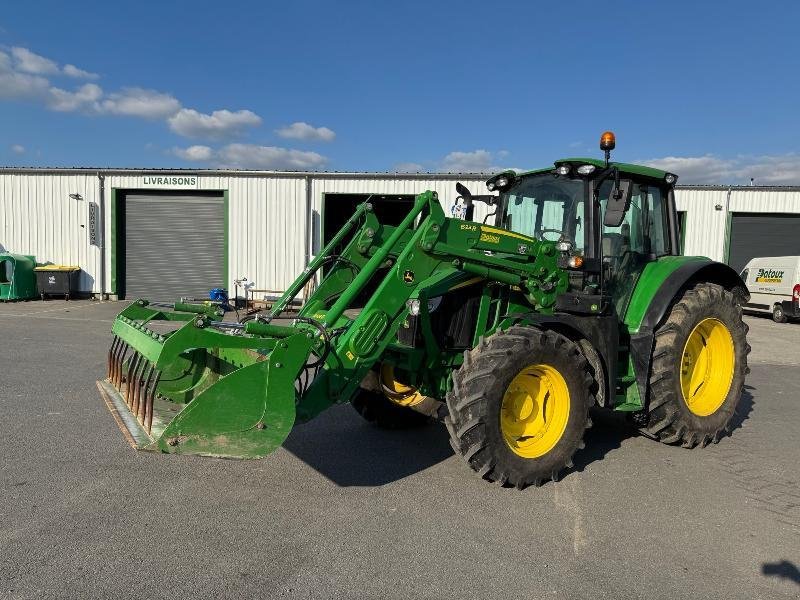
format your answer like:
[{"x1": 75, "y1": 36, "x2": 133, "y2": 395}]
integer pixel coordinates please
[{"x1": 514, "y1": 158, "x2": 673, "y2": 183}]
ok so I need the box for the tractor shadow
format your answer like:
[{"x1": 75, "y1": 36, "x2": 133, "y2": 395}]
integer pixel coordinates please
[
  {"x1": 728, "y1": 384, "x2": 756, "y2": 434},
  {"x1": 570, "y1": 408, "x2": 635, "y2": 473},
  {"x1": 283, "y1": 388, "x2": 756, "y2": 487},
  {"x1": 283, "y1": 404, "x2": 454, "y2": 487}
]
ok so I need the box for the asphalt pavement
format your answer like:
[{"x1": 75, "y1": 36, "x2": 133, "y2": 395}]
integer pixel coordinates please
[{"x1": 0, "y1": 300, "x2": 798, "y2": 599}]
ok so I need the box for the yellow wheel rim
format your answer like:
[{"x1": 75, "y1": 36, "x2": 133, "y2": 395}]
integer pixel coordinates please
[
  {"x1": 500, "y1": 364, "x2": 571, "y2": 458},
  {"x1": 380, "y1": 364, "x2": 425, "y2": 407},
  {"x1": 680, "y1": 318, "x2": 735, "y2": 416}
]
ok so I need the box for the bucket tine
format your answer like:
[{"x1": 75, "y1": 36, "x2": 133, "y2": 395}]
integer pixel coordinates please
[
  {"x1": 130, "y1": 357, "x2": 145, "y2": 414},
  {"x1": 107, "y1": 336, "x2": 120, "y2": 379},
  {"x1": 135, "y1": 358, "x2": 149, "y2": 415},
  {"x1": 114, "y1": 343, "x2": 130, "y2": 389},
  {"x1": 124, "y1": 353, "x2": 141, "y2": 406},
  {"x1": 145, "y1": 371, "x2": 161, "y2": 434},
  {"x1": 135, "y1": 362, "x2": 154, "y2": 421}
]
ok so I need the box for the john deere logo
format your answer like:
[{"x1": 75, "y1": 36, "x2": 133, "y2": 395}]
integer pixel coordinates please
[
  {"x1": 403, "y1": 270, "x2": 415, "y2": 283},
  {"x1": 755, "y1": 268, "x2": 784, "y2": 283}
]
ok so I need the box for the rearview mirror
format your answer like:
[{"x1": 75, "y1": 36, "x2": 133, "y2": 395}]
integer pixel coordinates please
[
  {"x1": 456, "y1": 182, "x2": 472, "y2": 201},
  {"x1": 603, "y1": 180, "x2": 633, "y2": 227}
]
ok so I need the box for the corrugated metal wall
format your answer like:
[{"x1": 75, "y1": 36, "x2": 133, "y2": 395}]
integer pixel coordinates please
[
  {"x1": 0, "y1": 172, "x2": 101, "y2": 292},
  {"x1": 675, "y1": 187, "x2": 800, "y2": 262},
  {"x1": 3, "y1": 170, "x2": 800, "y2": 297}
]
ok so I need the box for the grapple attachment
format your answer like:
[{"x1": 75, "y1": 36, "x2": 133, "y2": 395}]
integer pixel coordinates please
[{"x1": 98, "y1": 300, "x2": 314, "y2": 458}]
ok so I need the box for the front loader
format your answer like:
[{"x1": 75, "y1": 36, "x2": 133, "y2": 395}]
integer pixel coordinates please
[{"x1": 99, "y1": 132, "x2": 750, "y2": 487}]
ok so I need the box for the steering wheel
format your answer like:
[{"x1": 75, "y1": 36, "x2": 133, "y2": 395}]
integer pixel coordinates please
[{"x1": 538, "y1": 228, "x2": 569, "y2": 242}]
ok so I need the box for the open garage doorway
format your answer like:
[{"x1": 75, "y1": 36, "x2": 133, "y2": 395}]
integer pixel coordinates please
[{"x1": 322, "y1": 193, "x2": 417, "y2": 246}]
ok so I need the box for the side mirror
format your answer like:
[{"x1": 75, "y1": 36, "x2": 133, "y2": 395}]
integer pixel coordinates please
[
  {"x1": 456, "y1": 182, "x2": 472, "y2": 202},
  {"x1": 603, "y1": 180, "x2": 633, "y2": 227}
]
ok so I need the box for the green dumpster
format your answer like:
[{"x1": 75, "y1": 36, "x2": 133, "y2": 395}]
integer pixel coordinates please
[{"x1": 0, "y1": 253, "x2": 38, "y2": 301}]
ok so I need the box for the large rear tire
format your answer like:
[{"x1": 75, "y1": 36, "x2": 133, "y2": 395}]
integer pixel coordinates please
[
  {"x1": 643, "y1": 282, "x2": 750, "y2": 447},
  {"x1": 445, "y1": 327, "x2": 594, "y2": 488}
]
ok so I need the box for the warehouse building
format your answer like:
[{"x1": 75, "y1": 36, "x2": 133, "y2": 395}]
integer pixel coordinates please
[{"x1": 1, "y1": 167, "x2": 799, "y2": 300}]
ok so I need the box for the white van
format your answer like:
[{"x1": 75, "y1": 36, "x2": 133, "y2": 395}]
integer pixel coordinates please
[{"x1": 739, "y1": 256, "x2": 800, "y2": 323}]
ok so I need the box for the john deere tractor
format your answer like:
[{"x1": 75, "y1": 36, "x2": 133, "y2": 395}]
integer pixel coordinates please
[{"x1": 99, "y1": 132, "x2": 750, "y2": 488}]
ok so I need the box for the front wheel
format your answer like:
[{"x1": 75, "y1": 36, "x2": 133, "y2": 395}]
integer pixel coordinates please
[
  {"x1": 643, "y1": 283, "x2": 750, "y2": 447},
  {"x1": 445, "y1": 327, "x2": 594, "y2": 488}
]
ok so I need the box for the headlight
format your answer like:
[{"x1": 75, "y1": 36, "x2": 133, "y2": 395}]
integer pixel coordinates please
[
  {"x1": 555, "y1": 165, "x2": 571, "y2": 176},
  {"x1": 665, "y1": 173, "x2": 677, "y2": 184},
  {"x1": 495, "y1": 176, "x2": 509, "y2": 188},
  {"x1": 556, "y1": 240, "x2": 573, "y2": 252},
  {"x1": 406, "y1": 299, "x2": 421, "y2": 316},
  {"x1": 486, "y1": 181, "x2": 496, "y2": 192},
  {"x1": 577, "y1": 164, "x2": 596, "y2": 175},
  {"x1": 568, "y1": 256, "x2": 584, "y2": 269}
]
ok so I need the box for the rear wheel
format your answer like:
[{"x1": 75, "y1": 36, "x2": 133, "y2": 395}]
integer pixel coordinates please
[
  {"x1": 350, "y1": 365, "x2": 429, "y2": 429},
  {"x1": 350, "y1": 390, "x2": 429, "y2": 429},
  {"x1": 772, "y1": 304, "x2": 788, "y2": 323},
  {"x1": 643, "y1": 283, "x2": 750, "y2": 447},
  {"x1": 445, "y1": 327, "x2": 594, "y2": 488}
]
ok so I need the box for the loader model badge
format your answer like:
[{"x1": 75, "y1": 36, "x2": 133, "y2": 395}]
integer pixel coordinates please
[{"x1": 403, "y1": 270, "x2": 415, "y2": 283}]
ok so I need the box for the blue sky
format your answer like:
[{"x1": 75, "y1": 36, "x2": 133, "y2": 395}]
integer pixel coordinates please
[{"x1": 1, "y1": 0, "x2": 799, "y2": 183}]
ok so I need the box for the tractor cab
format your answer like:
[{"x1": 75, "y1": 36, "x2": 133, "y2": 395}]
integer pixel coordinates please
[{"x1": 483, "y1": 133, "x2": 682, "y2": 316}]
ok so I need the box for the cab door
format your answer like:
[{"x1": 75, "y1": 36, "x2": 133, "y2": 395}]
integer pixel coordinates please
[{"x1": 599, "y1": 180, "x2": 672, "y2": 316}]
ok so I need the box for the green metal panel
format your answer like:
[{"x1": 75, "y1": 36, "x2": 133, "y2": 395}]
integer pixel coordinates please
[{"x1": 622, "y1": 255, "x2": 709, "y2": 333}]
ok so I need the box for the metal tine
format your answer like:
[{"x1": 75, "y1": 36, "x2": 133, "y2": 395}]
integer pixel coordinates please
[
  {"x1": 109, "y1": 338, "x2": 122, "y2": 384},
  {"x1": 138, "y1": 364, "x2": 155, "y2": 423},
  {"x1": 124, "y1": 353, "x2": 141, "y2": 406},
  {"x1": 135, "y1": 362, "x2": 154, "y2": 421},
  {"x1": 130, "y1": 357, "x2": 146, "y2": 415},
  {"x1": 107, "y1": 336, "x2": 120, "y2": 379},
  {"x1": 113, "y1": 342, "x2": 129, "y2": 389},
  {"x1": 146, "y1": 371, "x2": 162, "y2": 434}
]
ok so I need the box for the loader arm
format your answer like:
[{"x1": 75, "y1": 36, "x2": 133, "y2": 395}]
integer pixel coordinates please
[{"x1": 292, "y1": 192, "x2": 569, "y2": 421}]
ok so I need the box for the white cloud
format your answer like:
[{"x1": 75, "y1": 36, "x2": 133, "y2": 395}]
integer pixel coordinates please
[
  {"x1": 216, "y1": 144, "x2": 327, "y2": 170},
  {"x1": 11, "y1": 144, "x2": 25, "y2": 154},
  {"x1": 168, "y1": 108, "x2": 262, "y2": 139},
  {"x1": 169, "y1": 143, "x2": 328, "y2": 170},
  {"x1": 63, "y1": 63, "x2": 99, "y2": 79},
  {"x1": 276, "y1": 121, "x2": 335, "y2": 142},
  {"x1": 11, "y1": 47, "x2": 59, "y2": 75},
  {"x1": 393, "y1": 162, "x2": 424, "y2": 173},
  {"x1": 171, "y1": 145, "x2": 213, "y2": 161},
  {"x1": 0, "y1": 69, "x2": 50, "y2": 100},
  {"x1": 99, "y1": 87, "x2": 181, "y2": 119},
  {"x1": 0, "y1": 44, "x2": 298, "y2": 150},
  {"x1": 47, "y1": 83, "x2": 103, "y2": 112},
  {"x1": 440, "y1": 149, "x2": 501, "y2": 173},
  {"x1": 643, "y1": 154, "x2": 800, "y2": 185}
]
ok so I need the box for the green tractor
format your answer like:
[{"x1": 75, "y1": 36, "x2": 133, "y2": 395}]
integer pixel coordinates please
[{"x1": 99, "y1": 132, "x2": 750, "y2": 488}]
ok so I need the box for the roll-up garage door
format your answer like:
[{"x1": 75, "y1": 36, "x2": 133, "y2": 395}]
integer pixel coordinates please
[
  {"x1": 728, "y1": 213, "x2": 800, "y2": 274},
  {"x1": 124, "y1": 194, "x2": 225, "y2": 300}
]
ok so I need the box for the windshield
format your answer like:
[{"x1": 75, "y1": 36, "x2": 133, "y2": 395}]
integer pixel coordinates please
[{"x1": 499, "y1": 174, "x2": 586, "y2": 251}]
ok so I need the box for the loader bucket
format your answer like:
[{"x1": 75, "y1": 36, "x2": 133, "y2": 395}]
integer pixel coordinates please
[{"x1": 98, "y1": 301, "x2": 314, "y2": 458}]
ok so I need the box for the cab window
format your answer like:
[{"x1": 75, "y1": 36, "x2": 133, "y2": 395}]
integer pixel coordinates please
[{"x1": 503, "y1": 175, "x2": 585, "y2": 251}]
